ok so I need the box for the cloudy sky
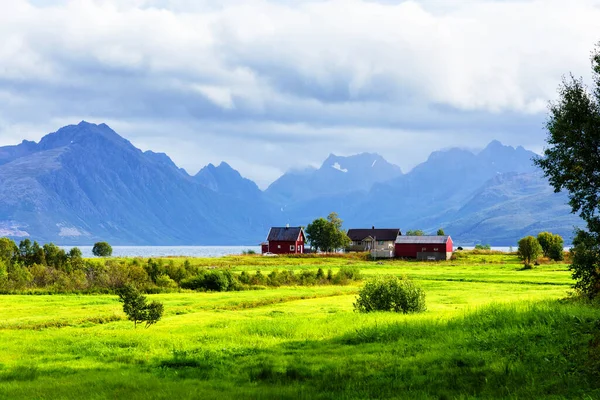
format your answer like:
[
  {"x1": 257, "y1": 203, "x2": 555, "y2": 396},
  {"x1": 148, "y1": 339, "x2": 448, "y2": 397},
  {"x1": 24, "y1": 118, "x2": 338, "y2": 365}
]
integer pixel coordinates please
[{"x1": 1, "y1": 0, "x2": 599, "y2": 187}]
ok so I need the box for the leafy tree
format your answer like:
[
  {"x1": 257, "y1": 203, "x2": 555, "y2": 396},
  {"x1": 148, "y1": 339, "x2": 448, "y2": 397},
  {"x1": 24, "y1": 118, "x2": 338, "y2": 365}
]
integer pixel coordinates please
[
  {"x1": 327, "y1": 212, "x2": 351, "y2": 251},
  {"x1": 406, "y1": 230, "x2": 425, "y2": 236},
  {"x1": 0, "y1": 238, "x2": 18, "y2": 266},
  {"x1": 31, "y1": 241, "x2": 46, "y2": 266},
  {"x1": 43, "y1": 243, "x2": 67, "y2": 270},
  {"x1": 437, "y1": 228, "x2": 445, "y2": 236},
  {"x1": 68, "y1": 247, "x2": 84, "y2": 270},
  {"x1": 548, "y1": 235, "x2": 565, "y2": 261},
  {"x1": 18, "y1": 239, "x2": 34, "y2": 266},
  {"x1": 474, "y1": 244, "x2": 491, "y2": 250},
  {"x1": 305, "y1": 217, "x2": 329, "y2": 252},
  {"x1": 92, "y1": 242, "x2": 113, "y2": 257},
  {"x1": 0, "y1": 259, "x2": 7, "y2": 283},
  {"x1": 533, "y1": 43, "x2": 600, "y2": 298},
  {"x1": 537, "y1": 232, "x2": 554, "y2": 257},
  {"x1": 117, "y1": 285, "x2": 164, "y2": 328},
  {"x1": 518, "y1": 236, "x2": 543, "y2": 267},
  {"x1": 569, "y1": 229, "x2": 600, "y2": 299},
  {"x1": 305, "y1": 212, "x2": 350, "y2": 252}
]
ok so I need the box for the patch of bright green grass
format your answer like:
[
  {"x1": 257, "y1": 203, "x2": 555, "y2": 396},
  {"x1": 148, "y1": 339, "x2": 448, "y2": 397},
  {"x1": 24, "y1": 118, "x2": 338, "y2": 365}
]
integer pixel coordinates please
[{"x1": 0, "y1": 255, "x2": 598, "y2": 399}]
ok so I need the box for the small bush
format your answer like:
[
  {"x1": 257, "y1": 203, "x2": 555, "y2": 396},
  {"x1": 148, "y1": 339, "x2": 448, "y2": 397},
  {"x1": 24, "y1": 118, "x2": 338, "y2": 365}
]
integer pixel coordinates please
[
  {"x1": 354, "y1": 275, "x2": 426, "y2": 314},
  {"x1": 332, "y1": 266, "x2": 361, "y2": 284}
]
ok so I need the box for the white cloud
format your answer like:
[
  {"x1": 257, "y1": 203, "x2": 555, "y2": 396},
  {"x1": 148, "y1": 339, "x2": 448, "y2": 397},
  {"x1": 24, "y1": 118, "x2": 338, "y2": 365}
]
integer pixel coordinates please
[
  {"x1": 0, "y1": 0, "x2": 599, "y2": 184},
  {"x1": 191, "y1": 84, "x2": 235, "y2": 109}
]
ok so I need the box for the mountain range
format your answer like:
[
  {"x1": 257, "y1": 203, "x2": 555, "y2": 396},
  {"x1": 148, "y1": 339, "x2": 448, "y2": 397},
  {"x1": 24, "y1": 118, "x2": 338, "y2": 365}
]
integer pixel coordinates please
[{"x1": 0, "y1": 122, "x2": 583, "y2": 245}]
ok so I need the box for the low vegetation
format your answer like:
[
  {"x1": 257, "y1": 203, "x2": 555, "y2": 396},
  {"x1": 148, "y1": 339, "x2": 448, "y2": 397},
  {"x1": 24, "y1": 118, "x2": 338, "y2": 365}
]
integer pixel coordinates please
[
  {"x1": 0, "y1": 251, "x2": 598, "y2": 399},
  {"x1": 354, "y1": 275, "x2": 426, "y2": 313}
]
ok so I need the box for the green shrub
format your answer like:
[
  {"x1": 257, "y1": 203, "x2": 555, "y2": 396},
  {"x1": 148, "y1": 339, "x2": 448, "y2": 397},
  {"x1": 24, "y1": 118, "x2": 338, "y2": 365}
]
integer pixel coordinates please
[
  {"x1": 251, "y1": 270, "x2": 267, "y2": 286},
  {"x1": 354, "y1": 275, "x2": 426, "y2": 313},
  {"x1": 316, "y1": 268, "x2": 325, "y2": 280},
  {"x1": 239, "y1": 271, "x2": 251, "y2": 285},
  {"x1": 155, "y1": 274, "x2": 177, "y2": 288},
  {"x1": 180, "y1": 270, "x2": 237, "y2": 292},
  {"x1": 332, "y1": 266, "x2": 361, "y2": 284}
]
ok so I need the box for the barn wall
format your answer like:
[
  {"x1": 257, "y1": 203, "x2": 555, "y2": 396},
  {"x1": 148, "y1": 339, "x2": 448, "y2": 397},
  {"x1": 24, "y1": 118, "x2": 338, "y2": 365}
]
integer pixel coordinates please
[
  {"x1": 395, "y1": 242, "x2": 451, "y2": 259},
  {"x1": 266, "y1": 241, "x2": 303, "y2": 254},
  {"x1": 395, "y1": 244, "x2": 419, "y2": 258}
]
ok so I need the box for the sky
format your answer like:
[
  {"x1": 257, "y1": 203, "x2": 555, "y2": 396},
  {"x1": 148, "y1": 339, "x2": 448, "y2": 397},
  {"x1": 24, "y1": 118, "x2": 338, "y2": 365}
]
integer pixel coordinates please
[{"x1": 0, "y1": 0, "x2": 599, "y2": 188}]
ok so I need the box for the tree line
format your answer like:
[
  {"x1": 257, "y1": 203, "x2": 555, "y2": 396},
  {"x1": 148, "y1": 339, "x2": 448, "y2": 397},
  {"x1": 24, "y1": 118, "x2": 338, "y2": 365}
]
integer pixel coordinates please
[
  {"x1": 517, "y1": 232, "x2": 564, "y2": 267},
  {"x1": 0, "y1": 237, "x2": 360, "y2": 293}
]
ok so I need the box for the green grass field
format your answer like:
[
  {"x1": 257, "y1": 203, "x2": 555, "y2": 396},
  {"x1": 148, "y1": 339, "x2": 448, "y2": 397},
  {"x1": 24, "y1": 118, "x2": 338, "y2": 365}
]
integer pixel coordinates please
[{"x1": 1, "y1": 254, "x2": 599, "y2": 399}]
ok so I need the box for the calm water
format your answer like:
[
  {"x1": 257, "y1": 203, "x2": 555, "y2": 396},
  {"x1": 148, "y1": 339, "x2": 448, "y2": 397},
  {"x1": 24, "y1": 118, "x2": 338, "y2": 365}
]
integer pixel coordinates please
[
  {"x1": 60, "y1": 245, "x2": 571, "y2": 258},
  {"x1": 63, "y1": 246, "x2": 262, "y2": 258}
]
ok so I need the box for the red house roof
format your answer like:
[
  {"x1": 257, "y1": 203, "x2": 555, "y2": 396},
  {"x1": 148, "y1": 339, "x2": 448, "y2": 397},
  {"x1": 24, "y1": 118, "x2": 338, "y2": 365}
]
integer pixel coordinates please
[{"x1": 266, "y1": 227, "x2": 304, "y2": 242}]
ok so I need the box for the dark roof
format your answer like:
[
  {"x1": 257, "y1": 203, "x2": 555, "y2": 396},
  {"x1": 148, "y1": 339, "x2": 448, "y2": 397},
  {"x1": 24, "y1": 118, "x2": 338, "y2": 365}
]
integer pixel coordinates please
[
  {"x1": 395, "y1": 235, "x2": 450, "y2": 244},
  {"x1": 347, "y1": 228, "x2": 400, "y2": 241},
  {"x1": 267, "y1": 227, "x2": 304, "y2": 242}
]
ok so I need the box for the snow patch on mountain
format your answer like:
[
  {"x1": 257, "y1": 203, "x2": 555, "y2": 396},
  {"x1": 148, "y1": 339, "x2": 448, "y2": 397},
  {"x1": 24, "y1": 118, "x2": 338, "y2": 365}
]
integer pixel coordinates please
[{"x1": 331, "y1": 162, "x2": 348, "y2": 173}]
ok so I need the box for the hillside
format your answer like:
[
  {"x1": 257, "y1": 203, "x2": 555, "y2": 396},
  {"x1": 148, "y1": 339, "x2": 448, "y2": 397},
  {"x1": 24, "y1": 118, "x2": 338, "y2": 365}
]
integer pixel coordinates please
[{"x1": 0, "y1": 122, "x2": 273, "y2": 245}]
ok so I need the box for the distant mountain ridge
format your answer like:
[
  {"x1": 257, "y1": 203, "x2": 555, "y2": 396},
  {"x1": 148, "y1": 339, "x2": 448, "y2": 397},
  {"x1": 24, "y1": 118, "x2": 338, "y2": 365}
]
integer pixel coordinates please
[
  {"x1": 0, "y1": 121, "x2": 273, "y2": 245},
  {"x1": 0, "y1": 122, "x2": 582, "y2": 245},
  {"x1": 265, "y1": 152, "x2": 403, "y2": 204}
]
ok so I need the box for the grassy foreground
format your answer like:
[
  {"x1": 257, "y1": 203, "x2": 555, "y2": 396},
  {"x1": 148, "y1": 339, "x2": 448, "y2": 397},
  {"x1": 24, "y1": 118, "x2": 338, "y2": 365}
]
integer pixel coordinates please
[{"x1": 0, "y1": 253, "x2": 599, "y2": 399}]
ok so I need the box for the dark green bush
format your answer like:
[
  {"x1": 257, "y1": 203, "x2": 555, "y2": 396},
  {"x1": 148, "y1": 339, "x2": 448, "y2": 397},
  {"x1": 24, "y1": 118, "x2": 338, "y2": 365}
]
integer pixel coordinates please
[
  {"x1": 354, "y1": 275, "x2": 426, "y2": 313},
  {"x1": 332, "y1": 266, "x2": 361, "y2": 284},
  {"x1": 180, "y1": 270, "x2": 237, "y2": 292}
]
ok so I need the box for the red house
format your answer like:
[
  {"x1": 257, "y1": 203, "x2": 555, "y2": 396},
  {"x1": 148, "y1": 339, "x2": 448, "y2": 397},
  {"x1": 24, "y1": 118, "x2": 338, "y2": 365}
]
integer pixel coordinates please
[
  {"x1": 261, "y1": 226, "x2": 306, "y2": 255},
  {"x1": 395, "y1": 235, "x2": 453, "y2": 260}
]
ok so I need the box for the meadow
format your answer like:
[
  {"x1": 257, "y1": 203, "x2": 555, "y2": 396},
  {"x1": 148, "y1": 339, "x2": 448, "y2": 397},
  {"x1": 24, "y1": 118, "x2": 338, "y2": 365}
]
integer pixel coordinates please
[{"x1": 0, "y1": 252, "x2": 599, "y2": 399}]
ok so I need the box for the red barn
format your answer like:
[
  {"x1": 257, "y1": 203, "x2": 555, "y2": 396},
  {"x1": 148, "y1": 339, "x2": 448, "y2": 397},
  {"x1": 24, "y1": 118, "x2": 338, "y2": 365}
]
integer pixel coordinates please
[
  {"x1": 261, "y1": 226, "x2": 306, "y2": 255},
  {"x1": 395, "y1": 236, "x2": 453, "y2": 260}
]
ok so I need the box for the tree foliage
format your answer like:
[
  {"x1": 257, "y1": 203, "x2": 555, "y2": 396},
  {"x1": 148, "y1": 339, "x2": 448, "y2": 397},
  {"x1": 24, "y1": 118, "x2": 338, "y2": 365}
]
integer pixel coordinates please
[
  {"x1": 537, "y1": 232, "x2": 564, "y2": 261},
  {"x1": 406, "y1": 230, "x2": 424, "y2": 236},
  {"x1": 117, "y1": 284, "x2": 164, "y2": 328},
  {"x1": 570, "y1": 229, "x2": 600, "y2": 299},
  {"x1": 518, "y1": 236, "x2": 543, "y2": 267},
  {"x1": 436, "y1": 228, "x2": 445, "y2": 236},
  {"x1": 92, "y1": 242, "x2": 113, "y2": 257},
  {"x1": 305, "y1": 212, "x2": 351, "y2": 252},
  {"x1": 533, "y1": 43, "x2": 600, "y2": 297},
  {"x1": 354, "y1": 275, "x2": 426, "y2": 314},
  {"x1": 0, "y1": 238, "x2": 18, "y2": 265}
]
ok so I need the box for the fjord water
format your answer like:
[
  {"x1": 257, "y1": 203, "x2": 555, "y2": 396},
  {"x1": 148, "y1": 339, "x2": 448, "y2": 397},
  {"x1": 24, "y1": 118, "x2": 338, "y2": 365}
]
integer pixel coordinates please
[
  {"x1": 57, "y1": 245, "x2": 568, "y2": 258},
  {"x1": 63, "y1": 245, "x2": 262, "y2": 258}
]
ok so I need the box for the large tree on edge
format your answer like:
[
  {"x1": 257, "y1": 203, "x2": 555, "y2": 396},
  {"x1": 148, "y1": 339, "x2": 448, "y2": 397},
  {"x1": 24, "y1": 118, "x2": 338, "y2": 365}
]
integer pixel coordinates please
[{"x1": 534, "y1": 42, "x2": 600, "y2": 298}]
